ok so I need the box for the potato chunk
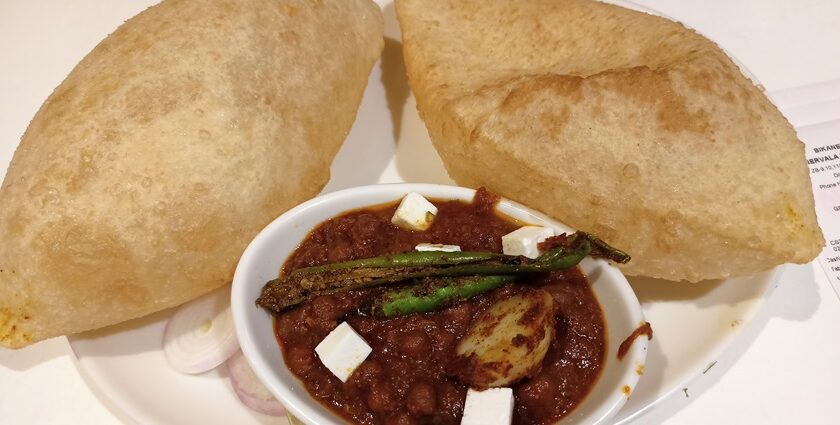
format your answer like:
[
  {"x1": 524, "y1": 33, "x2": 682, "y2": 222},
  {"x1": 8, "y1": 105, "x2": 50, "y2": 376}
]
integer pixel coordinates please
[{"x1": 455, "y1": 288, "x2": 555, "y2": 388}]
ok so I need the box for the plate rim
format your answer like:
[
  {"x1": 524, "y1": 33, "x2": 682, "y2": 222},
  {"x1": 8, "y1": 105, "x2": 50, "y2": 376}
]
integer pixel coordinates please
[{"x1": 613, "y1": 266, "x2": 783, "y2": 424}]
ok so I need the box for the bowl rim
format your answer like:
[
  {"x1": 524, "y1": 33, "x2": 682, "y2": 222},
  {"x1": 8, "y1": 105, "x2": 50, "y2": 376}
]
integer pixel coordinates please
[{"x1": 231, "y1": 183, "x2": 648, "y2": 425}]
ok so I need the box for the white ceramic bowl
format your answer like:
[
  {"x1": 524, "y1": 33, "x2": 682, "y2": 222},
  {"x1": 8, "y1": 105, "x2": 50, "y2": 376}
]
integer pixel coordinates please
[{"x1": 231, "y1": 183, "x2": 648, "y2": 425}]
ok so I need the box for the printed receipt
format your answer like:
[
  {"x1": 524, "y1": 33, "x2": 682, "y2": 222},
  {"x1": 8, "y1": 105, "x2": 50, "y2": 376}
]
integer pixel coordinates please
[{"x1": 801, "y1": 119, "x2": 840, "y2": 296}]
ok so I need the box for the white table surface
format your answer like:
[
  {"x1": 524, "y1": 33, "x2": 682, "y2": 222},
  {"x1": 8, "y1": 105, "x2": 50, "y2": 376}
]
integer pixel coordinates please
[{"x1": 1, "y1": 1, "x2": 839, "y2": 424}]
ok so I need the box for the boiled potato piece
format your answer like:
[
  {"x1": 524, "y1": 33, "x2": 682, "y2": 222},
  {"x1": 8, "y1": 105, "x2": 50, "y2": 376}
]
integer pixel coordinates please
[{"x1": 455, "y1": 289, "x2": 555, "y2": 388}]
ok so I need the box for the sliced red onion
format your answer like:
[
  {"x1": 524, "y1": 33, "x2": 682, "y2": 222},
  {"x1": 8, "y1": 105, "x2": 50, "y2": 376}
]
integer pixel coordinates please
[
  {"x1": 227, "y1": 350, "x2": 286, "y2": 416},
  {"x1": 163, "y1": 285, "x2": 239, "y2": 374}
]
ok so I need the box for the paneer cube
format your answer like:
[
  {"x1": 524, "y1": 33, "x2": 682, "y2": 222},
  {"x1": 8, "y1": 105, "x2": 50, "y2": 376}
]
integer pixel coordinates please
[
  {"x1": 415, "y1": 243, "x2": 461, "y2": 252},
  {"x1": 461, "y1": 387, "x2": 515, "y2": 425},
  {"x1": 314, "y1": 322, "x2": 372, "y2": 382},
  {"x1": 391, "y1": 192, "x2": 438, "y2": 231},
  {"x1": 501, "y1": 226, "x2": 556, "y2": 259}
]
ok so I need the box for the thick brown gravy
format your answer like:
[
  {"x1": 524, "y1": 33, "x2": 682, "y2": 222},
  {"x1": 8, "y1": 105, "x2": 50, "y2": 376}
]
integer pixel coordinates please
[
  {"x1": 273, "y1": 191, "x2": 606, "y2": 424},
  {"x1": 617, "y1": 322, "x2": 653, "y2": 360}
]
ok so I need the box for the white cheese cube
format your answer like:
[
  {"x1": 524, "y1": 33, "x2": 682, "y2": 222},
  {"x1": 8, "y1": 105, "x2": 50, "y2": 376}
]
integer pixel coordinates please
[
  {"x1": 314, "y1": 322, "x2": 372, "y2": 382},
  {"x1": 501, "y1": 226, "x2": 556, "y2": 259},
  {"x1": 415, "y1": 243, "x2": 461, "y2": 252},
  {"x1": 461, "y1": 388, "x2": 515, "y2": 425},
  {"x1": 391, "y1": 192, "x2": 438, "y2": 231}
]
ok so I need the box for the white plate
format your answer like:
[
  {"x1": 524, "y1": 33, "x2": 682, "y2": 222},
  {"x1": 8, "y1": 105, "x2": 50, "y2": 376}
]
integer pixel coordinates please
[
  {"x1": 0, "y1": 0, "x2": 779, "y2": 424},
  {"x1": 70, "y1": 309, "x2": 286, "y2": 425}
]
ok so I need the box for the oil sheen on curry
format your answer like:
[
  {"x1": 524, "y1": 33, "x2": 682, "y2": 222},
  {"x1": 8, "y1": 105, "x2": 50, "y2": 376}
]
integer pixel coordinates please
[{"x1": 256, "y1": 189, "x2": 627, "y2": 425}]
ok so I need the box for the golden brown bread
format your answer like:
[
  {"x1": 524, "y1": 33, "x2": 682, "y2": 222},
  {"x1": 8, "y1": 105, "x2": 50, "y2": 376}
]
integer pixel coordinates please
[
  {"x1": 0, "y1": 0, "x2": 383, "y2": 348},
  {"x1": 397, "y1": 0, "x2": 823, "y2": 282}
]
